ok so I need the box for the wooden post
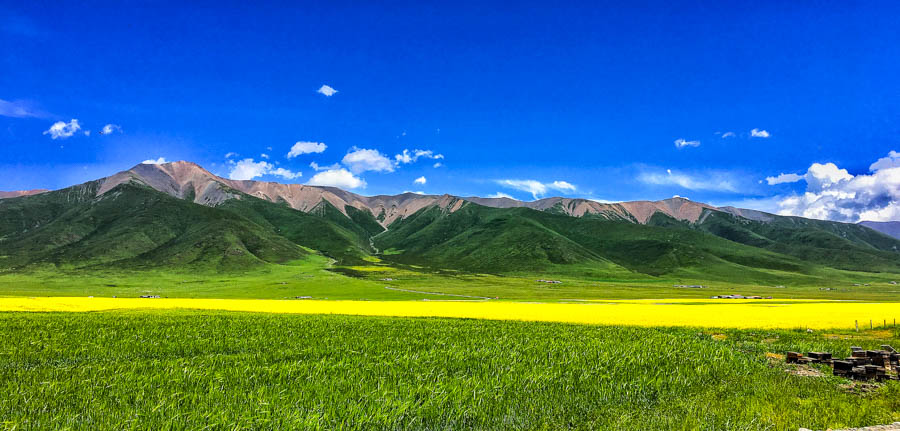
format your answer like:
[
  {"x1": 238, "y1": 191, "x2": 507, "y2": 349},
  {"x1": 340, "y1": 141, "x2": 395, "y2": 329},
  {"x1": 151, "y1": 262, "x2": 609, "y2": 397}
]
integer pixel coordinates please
[
  {"x1": 870, "y1": 320, "x2": 873, "y2": 330},
  {"x1": 856, "y1": 320, "x2": 859, "y2": 332}
]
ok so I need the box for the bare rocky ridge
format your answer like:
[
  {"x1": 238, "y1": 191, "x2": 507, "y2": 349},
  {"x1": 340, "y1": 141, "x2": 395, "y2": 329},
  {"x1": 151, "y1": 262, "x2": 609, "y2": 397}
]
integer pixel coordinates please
[
  {"x1": 0, "y1": 189, "x2": 49, "y2": 199},
  {"x1": 51, "y1": 160, "x2": 777, "y2": 227},
  {"x1": 96, "y1": 161, "x2": 457, "y2": 226}
]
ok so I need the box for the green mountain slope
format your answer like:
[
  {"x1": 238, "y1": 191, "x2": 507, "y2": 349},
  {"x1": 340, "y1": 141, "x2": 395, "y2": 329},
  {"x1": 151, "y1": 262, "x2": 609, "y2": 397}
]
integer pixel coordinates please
[
  {"x1": 377, "y1": 202, "x2": 628, "y2": 276},
  {"x1": 376, "y1": 201, "x2": 900, "y2": 282},
  {"x1": 216, "y1": 197, "x2": 376, "y2": 264},
  {"x1": 690, "y1": 210, "x2": 900, "y2": 272},
  {"x1": 0, "y1": 183, "x2": 309, "y2": 271}
]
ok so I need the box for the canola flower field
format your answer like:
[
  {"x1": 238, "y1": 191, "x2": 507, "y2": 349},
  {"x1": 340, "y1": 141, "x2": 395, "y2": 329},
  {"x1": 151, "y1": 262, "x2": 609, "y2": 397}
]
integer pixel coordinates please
[{"x1": 3, "y1": 296, "x2": 900, "y2": 329}]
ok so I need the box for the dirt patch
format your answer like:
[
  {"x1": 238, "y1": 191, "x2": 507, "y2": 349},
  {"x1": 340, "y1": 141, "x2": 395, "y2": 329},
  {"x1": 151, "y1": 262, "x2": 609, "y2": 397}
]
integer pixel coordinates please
[
  {"x1": 768, "y1": 353, "x2": 824, "y2": 377},
  {"x1": 786, "y1": 364, "x2": 824, "y2": 377},
  {"x1": 838, "y1": 380, "x2": 881, "y2": 395}
]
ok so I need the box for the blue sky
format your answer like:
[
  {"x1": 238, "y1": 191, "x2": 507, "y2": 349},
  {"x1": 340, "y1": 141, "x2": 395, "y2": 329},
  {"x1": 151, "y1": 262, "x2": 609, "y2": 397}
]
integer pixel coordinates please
[{"x1": 2, "y1": 1, "x2": 900, "y2": 221}]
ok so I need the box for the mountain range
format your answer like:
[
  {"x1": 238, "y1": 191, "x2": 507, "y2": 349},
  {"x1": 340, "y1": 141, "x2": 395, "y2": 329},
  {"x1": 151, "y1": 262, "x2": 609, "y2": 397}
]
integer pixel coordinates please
[{"x1": 2, "y1": 161, "x2": 899, "y2": 283}]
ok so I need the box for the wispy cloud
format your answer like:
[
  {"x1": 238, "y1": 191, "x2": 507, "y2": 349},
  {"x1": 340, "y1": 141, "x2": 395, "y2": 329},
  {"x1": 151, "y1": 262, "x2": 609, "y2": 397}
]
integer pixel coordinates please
[
  {"x1": 0, "y1": 99, "x2": 46, "y2": 118},
  {"x1": 395, "y1": 149, "x2": 444, "y2": 164},
  {"x1": 721, "y1": 131, "x2": 735, "y2": 138},
  {"x1": 317, "y1": 85, "x2": 338, "y2": 97},
  {"x1": 638, "y1": 169, "x2": 738, "y2": 192},
  {"x1": 309, "y1": 161, "x2": 340, "y2": 172},
  {"x1": 142, "y1": 157, "x2": 168, "y2": 165},
  {"x1": 496, "y1": 179, "x2": 577, "y2": 199},
  {"x1": 43, "y1": 119, "x2": 81, "y2": 139},
  {"x1": 765, "y1": 173, "x2": 804, "y2": 185},
  {"x1": 674, "y1": 138, "x2": 700, "y2": 149}
]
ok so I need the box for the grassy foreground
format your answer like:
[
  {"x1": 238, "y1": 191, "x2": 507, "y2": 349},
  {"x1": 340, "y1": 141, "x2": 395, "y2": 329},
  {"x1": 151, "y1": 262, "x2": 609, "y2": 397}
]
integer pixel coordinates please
[{"x1": 2, "y1": 311, "x2": 900, "y2": 430}]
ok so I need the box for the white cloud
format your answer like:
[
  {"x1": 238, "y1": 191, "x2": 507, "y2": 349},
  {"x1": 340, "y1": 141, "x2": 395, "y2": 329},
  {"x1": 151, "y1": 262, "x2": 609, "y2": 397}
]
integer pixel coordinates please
[
  {"x1": 638, "y1": 169, "x2": 738, "y2": 192},
  {"x1": 496, "y1": 179, "x2": 578, "y2": 199},
  {"x1": 100, "y1": 124, "x2": 121, "y2": 135},
  {"x1": 869, "y1": 150, "x2": 900, "y2": 172},
  {"x1": 83, "y1": 130, "x2": 91, "y2": 136},
  {"x1": 309, "y1": 161, "x2": 340, "y2": 172},
  {"x1": 750, "y1": 128, "x2": 770, "y2": 138},
  {"x1": 403, "y1": 190, "x2": 425, "y2": 195},
  {"x1": 488, "y1": 192, "x2": 515, "y2": 199},
  {"x1": 395, "y1": 151, "x2": 412, "y2": 164},
  {"x1": 317, "y1": 85, "x2": 338, "y2": 97},
  {"x1": 774, "y1": 152, "x2": 900, "y2": 222},
  {"x1": 43, "y1": 119, "x2": 81, "y2": 139},
  {"x1": 549, "y1": 180, "x2": 576, "y2": 192},
  {"x1": 307, "y1": 168, "x2": 366, "y2": 189},
  {"x1": 269, "y1": 167, "x2": 302, "y2": 180},
  {"x1": 721, "y1": 132, "x2": 736, "y2": 138},
  {"x1": 674, "y1": 138, "x2": 700, "y2": 149},
  {"x1": 260, "y1": 153, "x2": 269, "y2": 159},
  {"x1": 765, "y1": 173, "x2": 804, "y2": 185},
  {"x1": 229, "y1": 159, "x2": 272, "y2": 180},
  {"x1": 805, "y1": 163, "x2": 853, "y2": 191},
  {"x1": 433, "y1": 162, "x2": 443, "y2": 168},
  {"x1": 414, "y1": 176, "x2": 427, "y2": 185},
  {"x1": 287, "y1": 141, "x2": 327, "y2": 158},
  {"x1": 228, "y1": 158, "x2": 301, "y2": 181},
  {"x1": 225, "y1": 152, "x2": 238, "y2": 158},
  {"x1": 0, "y1": 99, "x2": 44, "y2": 118},
  {"x1": 342, "y1": 147, "x2": 394, "y2": 173},
  {"x1": 395, "y1": 149, "x2": 444, "y2": 164},
  {"x1": 142, "y1": 157, "x2": 168, "y2": 165}
]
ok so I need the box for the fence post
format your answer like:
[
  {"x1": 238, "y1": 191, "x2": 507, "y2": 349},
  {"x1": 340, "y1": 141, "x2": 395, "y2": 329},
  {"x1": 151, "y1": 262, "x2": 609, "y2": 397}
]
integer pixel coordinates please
[{"x1": 856, "y1": 320, "x2": 859, "y2": 332}]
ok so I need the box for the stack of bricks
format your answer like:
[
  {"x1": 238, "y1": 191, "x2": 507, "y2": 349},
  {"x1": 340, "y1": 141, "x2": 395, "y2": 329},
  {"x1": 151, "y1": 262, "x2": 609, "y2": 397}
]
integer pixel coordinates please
[{"x1": 786, "y1": 346, "x2": 899, "y2": 381}]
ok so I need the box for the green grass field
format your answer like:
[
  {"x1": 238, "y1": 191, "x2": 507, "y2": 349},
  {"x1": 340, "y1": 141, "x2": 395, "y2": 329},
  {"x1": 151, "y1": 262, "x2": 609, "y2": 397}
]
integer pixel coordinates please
[
  {"x1": 3, "y1": 255, "x2": 900, "y2": 302},
  {"x1": 2, "y1": 311, "x2": 899, "y2": 430}
]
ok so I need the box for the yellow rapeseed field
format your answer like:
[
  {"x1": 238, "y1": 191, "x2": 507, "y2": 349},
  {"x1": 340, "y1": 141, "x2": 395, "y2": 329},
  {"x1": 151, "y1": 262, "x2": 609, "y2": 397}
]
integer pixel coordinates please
[{"x1": 2, "y1": 297, "x2": 899, "y2": 329}]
